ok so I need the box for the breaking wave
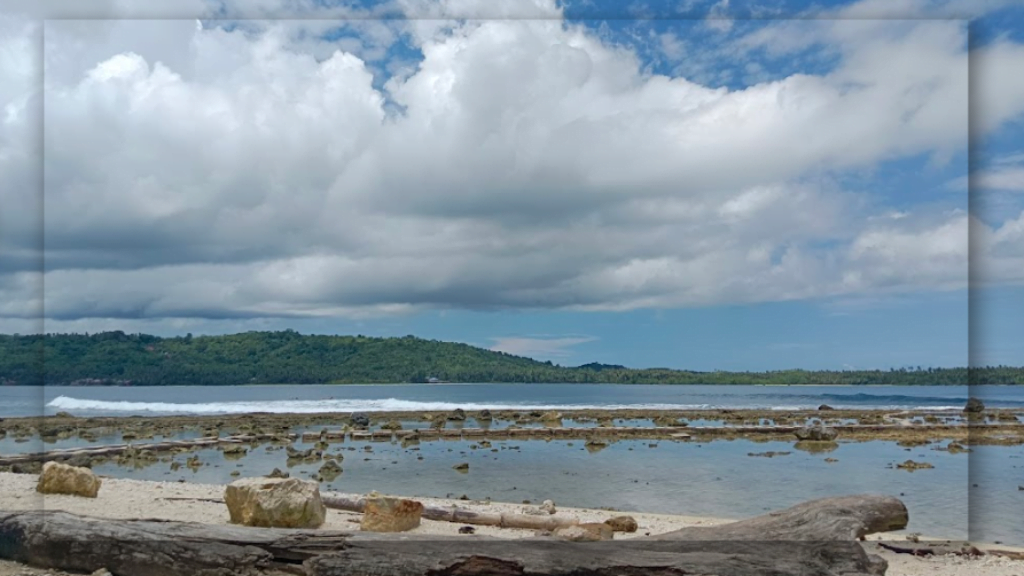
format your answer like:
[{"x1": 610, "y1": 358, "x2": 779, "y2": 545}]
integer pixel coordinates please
[
  {"x1": 44, "y1": 395, "x2": 996, "y2": 416},
  {"x1": 46, "y1": 396, "x2": 721, "y2": 415}
]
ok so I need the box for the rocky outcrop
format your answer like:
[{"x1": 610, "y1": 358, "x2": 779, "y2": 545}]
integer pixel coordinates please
[
  {"x1": 36, "y1": 461, "x2": 101, "y2": 498},
  {"x1": 540, "y1": 411, "x2": 563, "y2": 423},
  {"x1": 350, "y1": 413, "x2": 370, "y2": 428},
  {"x1": 286, "y1": 446, "x2": 322, "y2": 461},
  {"x1": 11, "y1": 462, "x2": 43, "y2": 475},
  {"x1": 748, "y1": 451, "x2": 792, "y2": 458},
  {"x1": 653, "y1": 416, "x2": 689, "y2": 427},
  {"x1": 794, "y1": 423, "x2": 838, "y2": 442},
  {"x1": 360, "y1": 495, "x2": 424, "y2": 532},
  {"x1": 943, "y1": 442, "x2": 971, "y2": 454},
  {"x1": 554, "y1": 522, "x2": 614, "y2": 541},
  {"x1": 605, "y1": 515, "x2": 639, "y2": 533},
  {"x1": 223, "y1": 477, "x2": 326, "y2": 528},
  {"x1": 963, "y1": 398, "x2": 985, "y2": 413},
  {"x1": 221, "y1": 445, "x2": 247, "y2": 457},
  {"x1": 318, "y1": 460, "x2": 342, "y2": 481},
  {"x1": 448, "y1": 408, "x2": 467, "y2": 421},
  {"x1": 62, "y1": 454, "x2": 94, "y2": 469},
  {"x1": 794, "y1": 441, "x2": 839, "y2": 454},
  {"x1": 894, "y1": 460, "x2": 934, "y2": 471}
]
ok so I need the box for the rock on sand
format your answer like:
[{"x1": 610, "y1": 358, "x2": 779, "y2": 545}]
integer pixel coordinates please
[
  {"x1": 361, "y1": 495, "x2": 424, "y2": 532},
  {"x1": 36, "y1": 461, "x2": 101, "y2": 498},
  {"x1": 224, "y1": 477, "x2": 326, "y2": 528}
]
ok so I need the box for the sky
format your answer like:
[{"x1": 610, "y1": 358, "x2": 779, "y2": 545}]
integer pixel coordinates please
[{"x1": 0, "y1": 0, "x2": 1022, "y2": 371}]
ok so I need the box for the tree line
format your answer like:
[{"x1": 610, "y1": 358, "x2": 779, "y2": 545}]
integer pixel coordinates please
[{"x1": 0, "y1": 330, "x2": 1019, "y2": 386}]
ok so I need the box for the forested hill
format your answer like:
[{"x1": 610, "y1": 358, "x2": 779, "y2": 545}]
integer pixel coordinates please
[{"x1": 0, "y1": 331, "x2": 1019, "y2": 386}]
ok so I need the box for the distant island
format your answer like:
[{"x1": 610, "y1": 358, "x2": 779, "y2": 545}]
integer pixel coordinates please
[{"x1": 0, "y1": 330, "x2": 1019, "y2": 386}]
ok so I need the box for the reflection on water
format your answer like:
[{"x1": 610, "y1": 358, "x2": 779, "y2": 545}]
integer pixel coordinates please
[
  {"x1": 31, "y1": 429, "x2": 1011, "y2": 544},
  {"x1": 793, "y1": 441, "x2": 839, "y2": 454}
]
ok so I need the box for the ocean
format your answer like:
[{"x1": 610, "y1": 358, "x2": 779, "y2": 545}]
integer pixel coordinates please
[
  {"x1": 1, "y1": 384, "x2": 1021, "y2": 545},
  {"x1": 2, "y1": 383, "x2": 1021, "y2": 418}
]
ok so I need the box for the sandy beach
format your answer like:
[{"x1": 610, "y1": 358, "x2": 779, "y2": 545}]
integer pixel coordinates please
[
  {"x1": 1, "y1": 472, "x2": 1021, "y2": 576},
  {"x1": 2, "y1": 404, "x2": 1022, "y2": 575}
]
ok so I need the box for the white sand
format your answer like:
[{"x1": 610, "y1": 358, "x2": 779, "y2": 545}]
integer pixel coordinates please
[{"x1": 0, "y1": 472, "x2": 1020, "y2": 576}]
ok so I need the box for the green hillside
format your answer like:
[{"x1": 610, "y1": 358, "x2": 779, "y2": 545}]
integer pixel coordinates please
[{"x1": 0, "y1": 330, "x2": 1019, "y2": 386}]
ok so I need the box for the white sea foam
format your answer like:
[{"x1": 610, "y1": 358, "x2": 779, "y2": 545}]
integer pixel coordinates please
[
  {"x1": 46, "y1": 396, "x2": 721, "y2": 414},
  {"x1": 44, "y1": 395, "x2": 968, "y2": 415}
]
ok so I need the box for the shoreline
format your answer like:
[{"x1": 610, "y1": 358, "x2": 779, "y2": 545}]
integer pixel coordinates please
[{"x1": 1, "y1": 472, "x2": 1022, "y2": 576}]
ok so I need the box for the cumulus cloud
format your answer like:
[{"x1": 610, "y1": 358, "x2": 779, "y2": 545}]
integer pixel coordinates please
[
  {"x1": 1, "y1": 0, "x2": 1022, "y2": 330},
  {"x1": 974, "y1": 167, "x2": 1024, "y2": 192}
]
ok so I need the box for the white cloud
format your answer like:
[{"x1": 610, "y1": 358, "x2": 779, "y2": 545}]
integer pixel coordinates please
[
  {"x1": 945, "y1": 153, "x2": 1024, "y2": 196},
  {"x1": 1, "y1": 0, "x2": 1023, "y2": 330},
  {"x1": 658, "y1": 32, "x2": 685, "y2": 61},
  {"x1": 844, "y1": 213, "x2": 969, "y2": 292},
  {"x1": 974, "y1": 167, "x2": 1024, "y2": 192},
  {"x1": 975, "y1": 211, "x2": 1024, "y2": 286},
  {"x1": 973, "y1": 38, "x2": 1024, "y2": 136},
  {"x1": 705, "y1": 0, "x2": 733, "y2": 33}
]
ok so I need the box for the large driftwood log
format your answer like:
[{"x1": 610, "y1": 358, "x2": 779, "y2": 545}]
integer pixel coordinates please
[
  {"x1": 0, "y1": 511, "x2": 887, "y2": 576},
  {"x1": 321, "y1": 494, "x2": 579, "y2": 530},
  {"x1": 307, "y1": 539, "x2": 888, "y2": 576},
  {"x1": 0, "y1": 510, "x2": 342, "y2": 576},
  {"x1": 0, "y1": 495, "x2": 908, "y2": 576},
  {"x1": 652, "y1": 495, "x2": 909, "y2": 541}
]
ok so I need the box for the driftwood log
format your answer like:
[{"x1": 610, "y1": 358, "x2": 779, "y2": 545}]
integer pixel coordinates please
[
  {"x1": 321, "y1": 494, "x2": 579, "y2": 530},
  {"x1": 0, "y1": 495, "x2": 908, "y2": 576},
  {"x1": 652, "y1": 494, "x2": 909, "y2": 541},
  {"x1": 156, "y1": 494, "x2": 582, "y2": 531},
  {"x1": 873, "y1": 540, "x2": 984, "y2": 557},
  {"x1": 308, "y1": 540, "x2": 889, "y2": 576}
]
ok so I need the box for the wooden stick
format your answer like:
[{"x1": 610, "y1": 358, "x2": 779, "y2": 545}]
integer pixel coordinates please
[{"x1": 319, "y1": 494, "x2": 579, "y2": 530}]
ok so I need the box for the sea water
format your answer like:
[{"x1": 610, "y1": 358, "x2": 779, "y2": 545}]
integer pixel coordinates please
[
  {"x1": 2, "y1": 383, "x2": 1021, "y2": 418},
  {"x1": 1, "y1": 384, "x2": 1021, "y2": 545}
]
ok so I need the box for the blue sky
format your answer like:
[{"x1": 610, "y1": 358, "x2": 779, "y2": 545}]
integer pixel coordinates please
[{"x1": 1, "y1": 0, "x2": 1022, "y2": 371}]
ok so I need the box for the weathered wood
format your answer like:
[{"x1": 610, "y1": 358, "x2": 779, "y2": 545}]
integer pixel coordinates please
[
  {"x1": 0, "y1": 510, "x2": 347, "y2": 576},
  {"x1": 652, "y1": 495, "x2": 908, "y2": 541},
  {"x1": 320, "y1": 494, "x2": 579, "y2": 530},
  {"x1": 0, "y1": 510, "x2": 889, "y2": 576},
  {"x1": 989, "y1": 549, "x2": 1024, "y2": 561},
  {"x1": 873, "y1": 540, "x2": 983, "y2": 557},
  {"x1": 307, "y1": 539, "x2": 887, "y2": 576}
]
